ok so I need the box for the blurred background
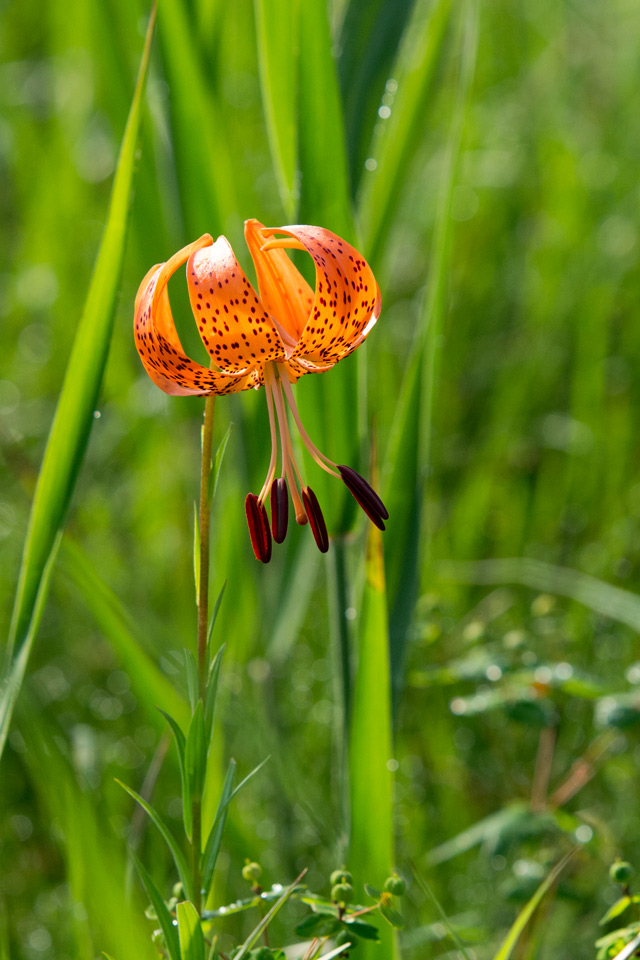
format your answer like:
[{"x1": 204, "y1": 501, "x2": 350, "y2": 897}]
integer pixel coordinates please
[{"x1": 2, "y1": 0, "x2": 640, "y2": 957}]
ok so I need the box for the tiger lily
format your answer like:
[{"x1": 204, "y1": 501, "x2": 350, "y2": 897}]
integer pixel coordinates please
[{"x1": 134, "y1": 219, "x2": 388, "y2": 562}]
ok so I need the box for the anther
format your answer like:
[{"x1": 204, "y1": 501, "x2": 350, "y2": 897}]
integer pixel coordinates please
[
  {"x1": 302, "y1": 486, "x2": 329, "y2": 553},
  {"x1": 337, "y1": 465, "x2": 388, "y2": 531},
  {"x1": 270, "y1": 477, "x2": 289, "y2": 543},
  {"x1": 245, "y1": 493, "x2": 272, "y2": 562}
]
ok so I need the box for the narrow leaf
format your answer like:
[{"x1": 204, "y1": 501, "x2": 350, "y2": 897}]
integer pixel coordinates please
[
  {"x1": 177, "y1": 901, "x2": 205, "y2": 960},
  {"x1": 184, "y1": 651, "x2": 199, "y2": 713},
  {"x1": 184, "y1": 701, "x2": 206, "y2": 842},
  {"x1": 204, "y1": 642, "x2": 225, "y2": 744},
  {"x1": 133, "y1": 854, "x2": 181, "y2": 960},
  {"x1": 116, "y1": 779, "x2": 193, "y2": 902},
  {"x1": 200, "y1": 759, "x2": 236, "y2": 900},
  {"x1": 254, "y1": 0, "x2": 299, "y2": 218},
  {"x1": 492, "y1": 849, "x2": 577, "y2": 960},
  {"x1": 1, "y1": 4, "x2": 157, "y2": 762}
]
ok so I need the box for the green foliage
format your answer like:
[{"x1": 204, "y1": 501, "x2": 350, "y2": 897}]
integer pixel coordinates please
[{"x1": 3, "y1": 0, "x2": 640, "y2": 958}]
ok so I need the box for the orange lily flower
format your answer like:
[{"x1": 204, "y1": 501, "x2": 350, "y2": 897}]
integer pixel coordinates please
[{"x1": 134, "y1": 218, "x2": 388, "y2": 561}]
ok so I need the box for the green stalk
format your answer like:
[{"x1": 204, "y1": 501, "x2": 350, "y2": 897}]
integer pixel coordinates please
[
  {"x1": 198, "y1": 395, "x2": 216, "y2": 699},
  {"x1": 193, "y1": 394, "x2": 216, "y2": 914}
]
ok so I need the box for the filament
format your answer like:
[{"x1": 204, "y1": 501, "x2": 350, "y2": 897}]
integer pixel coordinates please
[
  {"x1": 258, "y1": 373, "x2": 279, "y2": 504},
  {"x1": 277, "y1": 368, "x2": 340, "y2": 478},
  {"x1": 265, "y1": 364, "x2": 307, "y2": 522}
]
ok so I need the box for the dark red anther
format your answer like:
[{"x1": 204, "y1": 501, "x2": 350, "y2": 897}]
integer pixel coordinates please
[
  {"x1": 270, "y1": 477, "x2": 289, "y2": 543},
  {"x1": 302, "y1": 486, "x2": 329, "y2": 553},
  {"x1": 244, "y1": 493, "x2": 272, "y2": 562},
  {"x1": 337, "y1": 465, "x2": 388, "y2": 531}
]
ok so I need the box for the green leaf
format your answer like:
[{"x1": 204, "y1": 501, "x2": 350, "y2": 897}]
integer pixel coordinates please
[
  {"x1": 600, "y1": 896, "x2": 633, "y2": 926},
  {"x1": 133, "y1": 855, "x2": 181, "y2": 960},
  {"x1": 177, "y1": 902, "x2": 205, "y2": 960},
  {"x1": 349, "y1": 524, "x2": 395, "y2": 960},
  {"x1": 379, "y1": 904, "x2": 404, "y2": 929},
  {"x1": 200, "y1": 759, "x2": 236, "y2": 900},
  {"x1": 365, "y1": 885, "x2": 382, "y2": 899},
  {"x1": 157, "y1": 707, "x2": 189, "y2": 837},
  {"x1": 204, "y1": 642, "x2": 225, "y2": 743},
  {"x1": 184, "y1": 651, "x2": 199, "y2": 713},
  {"x1": 491, "y1": 849, "x2": 577, "y2": 960},
  {"x1": 254, "y1": 0, "x2": 299, "y2": 219},
  {"x1": 186, "y1": 699, "x2": 206, "y2": 796},
  {"x1": 0, "y1": 4, "x2": 157, "y2": 764},
  {"x1": 358, "y1": 0, "x2": 453, "y2": 265},
  {"x1": 116, "y1": 779, "x2": 193, "y2": 902},
  {"x1": 295, "y1": 913, "x2": 342, "y2": 938},
  {"x1": 342, "y1": 917, "x2": 380, "y2": 941}
]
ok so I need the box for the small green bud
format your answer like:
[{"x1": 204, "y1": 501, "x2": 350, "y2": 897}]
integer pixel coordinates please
[
  {"x1": 253, "y1": 949, "x2": 275, "y2": 960},
  {"x1": 330, "y1": 867, "x2": 353, "y2": 886},
  {"x1": 172, "y1": 881, "x2": 184, "y2": 898},
  {"x1": 332, "y1": 882, "x2": 354, "y2": 904},
  {"x1": 610, "y1": 860, "x2": 634, "y2": 884},
  {"x1": 383, "y1": 874, "x2": 406, "y2": 897},
  {"x1": 242, "y1": 860, "x2": 263, "y2": 883}
]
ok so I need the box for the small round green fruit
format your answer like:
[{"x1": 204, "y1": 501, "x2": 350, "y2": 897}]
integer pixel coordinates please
[
  {"x1": 331, "y1": 882, "x2": 354, "y2": 904},
  {"x1": 384, "y1": 874, "x2": 406, "y2": 896},
  {"x1": 242, "y1": 861, "x2": 263, "y2": 883},
  {"x1": 330, "y1": 867, "x2": 353, "y2": 886},
  {"x1": 610, "y1": 860, "x2": 634, "y2": 884}
]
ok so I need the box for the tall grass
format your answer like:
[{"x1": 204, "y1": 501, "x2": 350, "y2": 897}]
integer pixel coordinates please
[{"x1": 2, "y1": 0, "x2": 640, "y2": 957}]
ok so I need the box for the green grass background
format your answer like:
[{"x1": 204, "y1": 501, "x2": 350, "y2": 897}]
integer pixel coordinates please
[{"x1": 2, "y1": 0, "x2": 640, "y2": 957}]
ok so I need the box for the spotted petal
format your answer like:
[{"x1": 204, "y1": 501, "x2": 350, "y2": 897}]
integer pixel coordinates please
[
  {"x1": 134, "y1": 236, "x2": 254, "y2": 396},
  {"x1": 270, "y1": 225, "x2": 381, "y2": 366},
  {"x1": 187, "y1": 236, "x2": 287, "y2": 373}
]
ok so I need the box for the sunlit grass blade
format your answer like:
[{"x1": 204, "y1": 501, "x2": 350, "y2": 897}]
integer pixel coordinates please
[
  {"x1": 357, "y1": 0, "x2": 453, "y2": 268},
  {"x1": 63, "y1": 539, "x2": 189, "y2": 728},
  {"x1": 349, "y1": 525, "x2": 396, "y2": 960},
  {"x1": 21, "y1": 699, "x2": 156, "y2": 959},
  {"x1": 442, "y1": 556, "x2": 640, "y2": 632},
  {"x1": 177, "y1": 901, "x2": 206, "y2": 960},
  {"x1": 382, "y1": 0, "x2": 478, "y2": 701},
  {"x1": 254, "y1": 0, "x2": 299, "y2": 219},
  {"x1": 1, "y1": 6, "x2": 157, "y2": 763},
  {"x1": 492, "y1": 849, "x2": 577, "y2": 960},
  {"x1": 116, "y1": 779, "x2": 194, "y2": 902},
  {"x1": 157, "y1": 0, "x2": 238, "y2": 238},
  {"x1": 338, "y1": 0, "x2": 417, "y2": 194},
  {"x1": 133, "y1": 854, "x2": 181, "y2": 960}
]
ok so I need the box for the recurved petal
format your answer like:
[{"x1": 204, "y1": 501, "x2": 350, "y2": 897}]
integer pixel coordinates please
[
  {"x1": 281, "y1": 225, "x2": 381, "y2": 366},
  {"x1": 187, "y1": 236, "x2": 287, "y2": 373},
  {"x1": 134, "y1": 237, "x2": 253, "y2": 396},
  {"x1": 245, "y1": 218, "x2": 315, "y2": 343}
]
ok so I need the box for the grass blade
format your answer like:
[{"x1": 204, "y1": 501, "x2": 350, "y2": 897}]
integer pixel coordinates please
[
  {"x1": 492, "y1": 849, "x2": 577, "y2": 960},
  {"x1": 338, "y1": 0, "x2": 417, "y2": 193},
  {"x1": 382, "y1": 0, "x2": 478, "y2": 702},
  {"x1": 1, "y1": 5, "x2": 157, "y2": 761},
  {"x1": 349, "y1": 524, "x2": 395, "y2": 960},
  {"x1": 254, "y1": 0, "x2": 299, "y2": 219},
  {"x1": 201, "y1": 759, "x2": 236, "y2": 900},
  {"x1": 358, "y1": 0, "x2": 454, "y2": 267}
]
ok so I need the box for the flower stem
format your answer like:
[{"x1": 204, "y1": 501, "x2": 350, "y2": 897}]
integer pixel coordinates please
[
  {"x1": 198, "y1": 394, "x2": 216, "y2": 700},
  {"x1": 193, "y1": 393, "x2": 215, "y2": 915}
]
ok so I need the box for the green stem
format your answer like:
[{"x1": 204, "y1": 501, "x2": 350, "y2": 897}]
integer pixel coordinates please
[
  {"x1": 193, "y1": 394, "x2": 216, "y2": 914},
  {"x1": 197, "y1": 395, "x2": 216, "y2": 700}
]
